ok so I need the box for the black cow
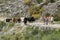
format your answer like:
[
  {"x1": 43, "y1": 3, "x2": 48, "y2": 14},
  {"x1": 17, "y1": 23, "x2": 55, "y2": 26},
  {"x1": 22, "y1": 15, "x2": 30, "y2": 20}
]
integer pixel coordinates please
[
  {"x1": 17, "y1": 18, "x2": 21, "y2": 23},
  {"x1": 6, "y1": 19, "x2": 12, "y2": 22},
  {"x1": 27, "y1": 17, "x2": 35, "y2": 22},
  {"x1": 24, "y1": 18, "x2": 27, "y2": 25},
  {"x1": 23, "y1": 17, "x2": 35, "y2": 24}
]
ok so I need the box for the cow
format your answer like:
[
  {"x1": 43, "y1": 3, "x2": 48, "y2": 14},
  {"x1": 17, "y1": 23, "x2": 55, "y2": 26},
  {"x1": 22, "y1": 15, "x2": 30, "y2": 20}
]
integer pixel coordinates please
[
  {"x1": 27, "y1": 17, "x2": 35, "y2": 22},
  {"x1": 17, "y1": 18, "x2": 21, "y2": 23},
  {"x1": 12, "y1": 18, "x2": 17, "y2": 23},
  {"x1": 24, "y1": 17, "x2": 27, "y2": 25},
  {"x1": 23, "y1": 17, "x2": 35, "y2": 25},
  {"x1": 6, "y1": 19, "x2": 12, "y2": 22}
]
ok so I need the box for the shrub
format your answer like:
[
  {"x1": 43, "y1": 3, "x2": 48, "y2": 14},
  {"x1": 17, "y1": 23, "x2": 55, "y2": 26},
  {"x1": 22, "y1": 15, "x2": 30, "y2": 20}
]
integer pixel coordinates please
[
  {"x1": 36, "y1": 0, "x2": 42, "y2": 4},
  {"x1": 8, "y1": 22, "x2": 14, "y2": 27},
  {"x1": 54, "y1": 8, "x2": 60, "y2": 21},
  {"x1": 0, "y1": 21, "x2": 6, "y2": 31}
]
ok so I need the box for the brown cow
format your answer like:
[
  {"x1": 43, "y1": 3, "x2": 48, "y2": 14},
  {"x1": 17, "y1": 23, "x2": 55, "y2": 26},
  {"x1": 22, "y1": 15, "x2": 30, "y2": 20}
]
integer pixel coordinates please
[{"x1": 12, "y1": 18, "x2": 17, "y2": 23}]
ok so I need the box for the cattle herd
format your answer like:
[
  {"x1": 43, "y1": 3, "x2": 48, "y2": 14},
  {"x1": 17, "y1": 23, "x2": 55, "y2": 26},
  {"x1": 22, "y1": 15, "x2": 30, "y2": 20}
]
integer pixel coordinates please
[{"x1": 6, "y1": 17, "x2": 35, "y2": 24}]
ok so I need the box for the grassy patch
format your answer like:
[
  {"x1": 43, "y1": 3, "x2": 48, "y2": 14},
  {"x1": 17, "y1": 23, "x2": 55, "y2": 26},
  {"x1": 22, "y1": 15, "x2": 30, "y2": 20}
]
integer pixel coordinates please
[{"x1": 0, "y1": 26, "x2": 60, "y2": 40}]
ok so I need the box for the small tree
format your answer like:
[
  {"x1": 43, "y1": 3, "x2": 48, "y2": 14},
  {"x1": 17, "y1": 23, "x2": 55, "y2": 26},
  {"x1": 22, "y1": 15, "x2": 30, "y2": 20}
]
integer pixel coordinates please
[{"x1": 45, "y1": 13, "x2": 50, "y2": 17}]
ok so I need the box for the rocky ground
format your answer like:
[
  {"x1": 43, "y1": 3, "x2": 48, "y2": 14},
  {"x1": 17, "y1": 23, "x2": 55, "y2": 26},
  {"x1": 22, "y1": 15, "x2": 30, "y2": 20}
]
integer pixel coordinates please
[{"x1": 0, "y1": 0, "x2": 60, "y2": 39}]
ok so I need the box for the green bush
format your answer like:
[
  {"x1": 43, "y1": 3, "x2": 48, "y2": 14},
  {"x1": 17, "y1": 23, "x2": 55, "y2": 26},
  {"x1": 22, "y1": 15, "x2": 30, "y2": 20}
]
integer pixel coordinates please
[
  {"x1": 8, "y1": 22, "x2": 14, "y2": 27},
  {"x1": 45, "y1": 13, "x2": 50, "y2": 17},
  {"x1": 54, "y1": 8, "x2": 60, "y2": 21},
  {"x1": 50, "y1": 0, "x2": 55, "y2": 3},
  {"x1": 0, "y1": 21, "x2": 6, "y2": 31},
  {"x1": 54, "y1": 13, "x2": 60, "y2": 21},
  {"x1": 36, "y1": 0, "x2": 42, "y2": 3}
]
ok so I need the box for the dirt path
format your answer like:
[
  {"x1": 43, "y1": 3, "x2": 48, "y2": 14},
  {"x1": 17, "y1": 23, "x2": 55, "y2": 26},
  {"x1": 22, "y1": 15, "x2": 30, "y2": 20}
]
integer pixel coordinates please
[{"x1": 28, "y1": 22, "x2": 60, "y2": 28}]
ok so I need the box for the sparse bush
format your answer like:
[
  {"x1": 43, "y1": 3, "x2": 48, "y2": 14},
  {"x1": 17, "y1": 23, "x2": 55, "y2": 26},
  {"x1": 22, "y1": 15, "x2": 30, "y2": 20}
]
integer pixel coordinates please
[
  {"x1": 8, "y1": 22, "x2": 14, "y2": 27},
  {"x1": 0, "y1": 21, "x2": 6, "y2": 31}
]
